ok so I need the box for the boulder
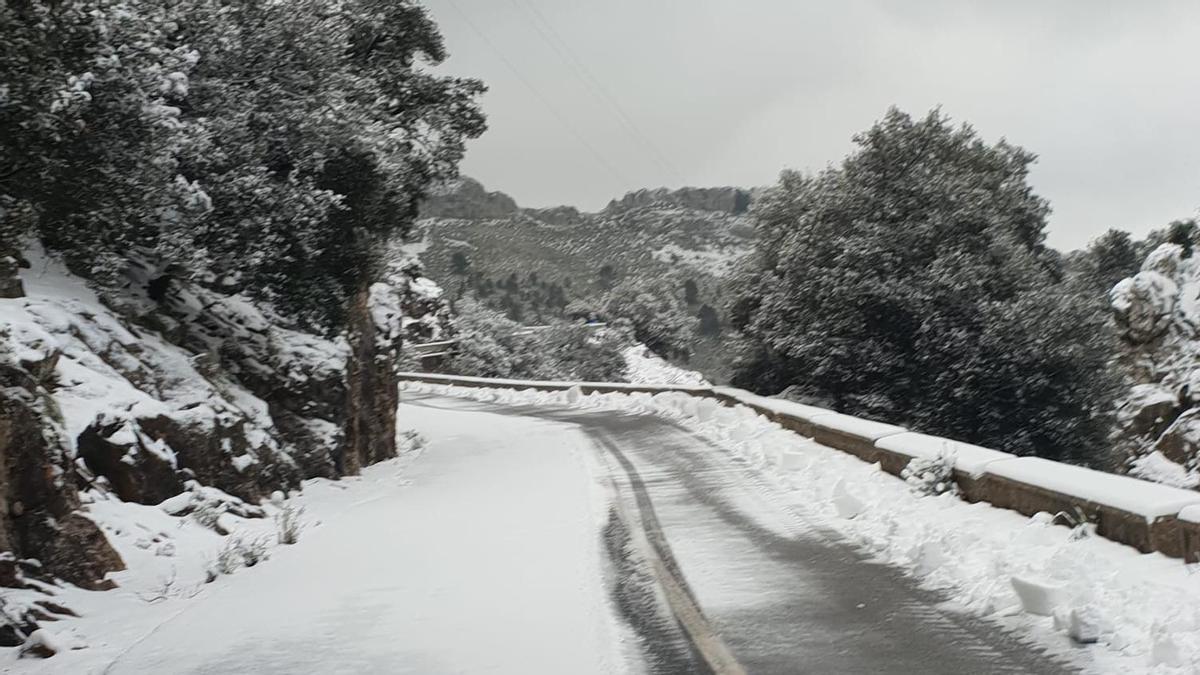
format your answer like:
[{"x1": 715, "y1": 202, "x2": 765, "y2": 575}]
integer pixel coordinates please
[
  {"x1": 76, "y1": 418, "x2": 183, "y2": 505},
  {"x1": 0, "y1": 378, "x2": 124, "y2": 589},
  {"x1": 1154, "y1": 410, "x2": 1200, "y2": 467},
  {"x1": 1110, "y1": 270, "x2": 1178, "y2": 346},
  {"x1": 0, "y1": 256, "x2": 23, "y2": 299},
  {"x1": 138, "y1": 410, "x2": 297, "y2": 504},
  {"x1": 1118, "y1": 384, "x2": 1183, "y2": 439}
]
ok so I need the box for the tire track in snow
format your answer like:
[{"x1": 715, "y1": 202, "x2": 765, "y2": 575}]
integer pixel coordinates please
[{"x1": 593, "y1": 428, "x2": 747, "y2": 675}]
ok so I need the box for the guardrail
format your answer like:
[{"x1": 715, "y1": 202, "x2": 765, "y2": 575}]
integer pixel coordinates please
[{"x1": 399, "y1": 371, "x2": 1200, "y2": 562}]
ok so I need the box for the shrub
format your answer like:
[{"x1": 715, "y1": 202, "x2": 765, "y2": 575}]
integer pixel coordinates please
[
  {"x1": 210, "y1": 538, "x2": 244, "y2": 576},
  {"x1": 275, "y1": 505, "x2": 306, "y2": 546},
  {"x1": 236, "y1": 536, "x2": 270, "y2": 567},
  {"x1": 901, "y1": 451, "x2": 958, "y2": 497},
  {"x1": 398, "y1": 430, "x2": 426, "y2": 455},
  {"x1": 191, "y1": 501, "x2": 227, "y2": 533}
]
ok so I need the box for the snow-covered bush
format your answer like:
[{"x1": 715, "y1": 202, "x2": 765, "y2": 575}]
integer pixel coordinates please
[
  {"x1": 235, "y1": 536, "x2": 270, "y2": 568},
  {"x1": 210, "y1": 539, "x2": 244, "y2": 576},
  {"x1": 398, "y1": 430, "x2": 426, "y2": 455},
  {"x1": 190, "y1": 501, "x2": 228, "y2": 533},
  {"x1": 1051, "y1": 507, "x2": 1097, "y2": 541},
  {"x1": 275, "y1": 505, "x2": 306, "y2": 546},
  {"x1": 209, "y1": 534, "x2": 270, "y2": 576},
  {"x1": 900, "y1": 451, "x2": 958, "y2": 497}
]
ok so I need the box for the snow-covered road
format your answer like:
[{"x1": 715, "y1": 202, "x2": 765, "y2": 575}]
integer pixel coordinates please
[
  {"x1": 404, "y1": 393, "x2": 1072, "y2": 674},
  {"x1": 98, "y1": 398, "x2": 627, "y2": 674}
]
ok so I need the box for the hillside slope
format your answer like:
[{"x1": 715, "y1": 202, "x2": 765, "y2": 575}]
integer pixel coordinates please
[{"x1": 414, "y1": 178, "x2": 758, "y2": 321}]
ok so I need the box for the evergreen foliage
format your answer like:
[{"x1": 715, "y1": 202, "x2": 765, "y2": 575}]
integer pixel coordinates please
[
  {"x1": 729, "y1": 108, "x2": 1115, "y2": 461},
  {"x1": 447, "y1": 298, "x2": 627, "y2": 382},
  {"x1": 1, "y1": 0, "x2": 485, "y2": 331},
  {"x1": 603, "y1": 278, "x2": 697, "y2": 359}
]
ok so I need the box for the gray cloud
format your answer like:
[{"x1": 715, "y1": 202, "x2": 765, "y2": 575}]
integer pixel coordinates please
[{"x1": 424, "y1": 0, "x2": 1200, "y2": 249}]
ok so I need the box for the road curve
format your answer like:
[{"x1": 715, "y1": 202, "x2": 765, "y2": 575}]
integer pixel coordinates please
[{"x1": 407, "y1": 393, "x2": 1077, "y2": 675}]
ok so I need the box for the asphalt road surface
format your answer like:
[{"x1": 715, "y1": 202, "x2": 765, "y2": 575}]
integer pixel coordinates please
[{"x1": 407, "y1": 393, "x2": 1076, "y2": 675}]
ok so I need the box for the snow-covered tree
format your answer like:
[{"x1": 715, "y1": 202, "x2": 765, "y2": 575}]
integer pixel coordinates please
[
  {"x1": 447, "y1": 298, "x2": 627, "y2": 382},
  {"x1": 603, "y1": 278, "x2": 696, "y2": 359},
  {"x1": 169, "y1": 0, "x2": 485, "y2": 329},
  {"x1": 2, "y1": 0, "x2": 485, "y2": 331},
  {"x1": 729, "y1": 108, "x2": 1114, "y2": 462},
  {"x1": 1, "y1": 0, "x2": 207, "y2": 283}
]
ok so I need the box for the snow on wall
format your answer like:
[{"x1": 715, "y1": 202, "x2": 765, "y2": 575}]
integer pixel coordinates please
[
  {"x1": 711, "y1": 386, "x2": 834, "y2": 421},
  {"x1": 807, "y1": 411, "x2": 906, "y2": 441},
  {"x1": 876, "y1": 432, "x2": 1016, "y2": 478},
  {"x1": 985, "y1": 457, "x2": 1200, "y2": 522}
]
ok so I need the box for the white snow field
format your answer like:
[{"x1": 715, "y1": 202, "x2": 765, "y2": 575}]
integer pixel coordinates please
[
  {"x1": 2, "y1": 402, "x2": 628, "y2": 674},
  {"x1": 399, "y1": 381, "x2": 1200, "y2": 674}
]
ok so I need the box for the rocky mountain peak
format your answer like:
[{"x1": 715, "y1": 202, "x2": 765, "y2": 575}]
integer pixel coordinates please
[
  {"x1": 419, "y1": 177, "x2": 519, "y2": 220},
  {"x1": 604, "y1": 186, "x2": 754, "y2": 215}
]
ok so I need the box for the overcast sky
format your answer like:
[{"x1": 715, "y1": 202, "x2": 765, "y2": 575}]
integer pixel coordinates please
[{"x1": 422, "y1": 0, "x2": 1200, "y2": 250}]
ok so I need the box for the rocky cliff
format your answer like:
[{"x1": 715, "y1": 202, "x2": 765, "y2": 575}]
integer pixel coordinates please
[
  {"x1": 419, "y1": 177, "x2": 520, "y2": 221},
  {"x1": 604, "y1": 186, "x2": 755, "y2": 215},
  {"x1": 0, "y1": 244, "x2": 438, "y2": 642}
]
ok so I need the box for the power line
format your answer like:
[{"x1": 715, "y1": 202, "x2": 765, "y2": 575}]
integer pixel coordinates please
[
  {"x1": 511, "y1": 0, "x2": 686, "y2": 184},
  {"x1": 444, "y1": 0, "x2": 633, "y2": 190}
]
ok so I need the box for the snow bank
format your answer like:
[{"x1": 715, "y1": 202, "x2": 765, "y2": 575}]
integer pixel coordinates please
[
  {"x1": 1179, "y1": 505, "x2": 1200, "y2": 524},
  {"x1": 876, "y1": 432, "x2": 1015, "y2": 478},
  {"x1": 621, "y1": 344, "x2": 709, "y2": 386},
  {"x1": 807, "y1": 411, "x2": 906, "y2": 441}
]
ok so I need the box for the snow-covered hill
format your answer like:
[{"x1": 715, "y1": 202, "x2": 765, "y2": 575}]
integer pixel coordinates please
[{"x1": 413, "y1": 178, "x2": 757, "y2": 304}]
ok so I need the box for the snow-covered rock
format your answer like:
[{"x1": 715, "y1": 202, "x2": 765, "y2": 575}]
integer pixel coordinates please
[{"x1": 1111, "y1": 242, "x2": 1200, "y2": 486}]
